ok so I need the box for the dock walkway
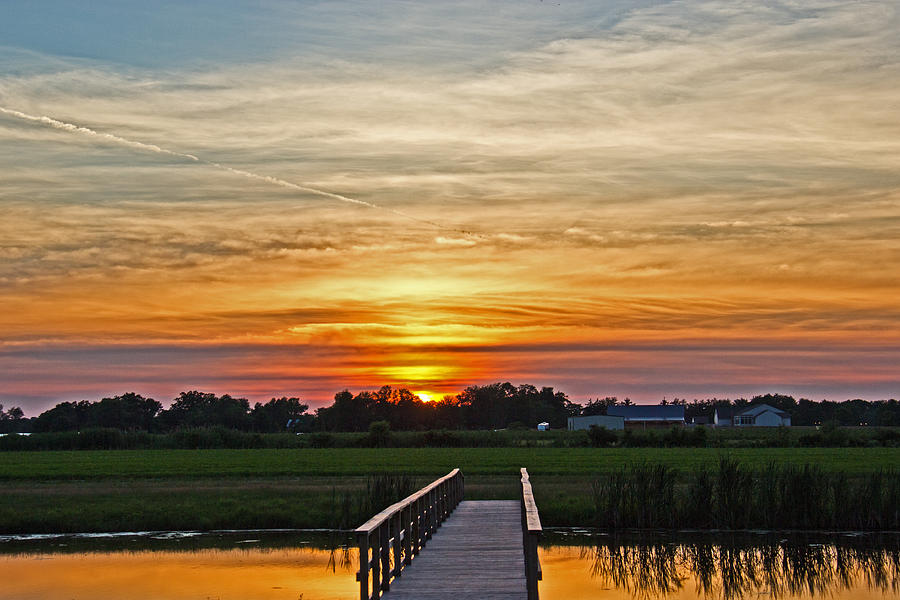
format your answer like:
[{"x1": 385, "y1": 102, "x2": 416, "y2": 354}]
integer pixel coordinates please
[
  {"x1": 382, "y1": 500, "x2": 526, "y2": 599},
  {"x1": 355, "y1": 469, "x2": 541, "y2": 600}
]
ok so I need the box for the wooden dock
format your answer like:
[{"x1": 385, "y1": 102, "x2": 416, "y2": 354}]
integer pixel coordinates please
[
  {"x1": 356, "y1": 468, "x2": 542, "y2": 600},
  {"x1": 381, "y1": 500, "x2": 527, "y2": 599}
]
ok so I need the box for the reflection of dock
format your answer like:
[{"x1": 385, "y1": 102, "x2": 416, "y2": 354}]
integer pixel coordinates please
[{"x1": 356, "y1": 469, "x2": 542, "y2": 600}]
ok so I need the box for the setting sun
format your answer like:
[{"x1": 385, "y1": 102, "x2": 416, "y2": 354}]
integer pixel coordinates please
[{"x1": 414, "y1": 392, "x2": 435, "y2": 403}]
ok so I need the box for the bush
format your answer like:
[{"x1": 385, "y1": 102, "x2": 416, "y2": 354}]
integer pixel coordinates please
[
  {"x1": 587, "y1": 425, "x2": 617, "y2": 448},
  {"x1": 421, "y1": 430, "x2": 462, "y2": 447},
  {"x1": 309, "y1": 432, "x2": 335, "y2": 448},
  {"x1": 873, "y1": 428, "x2": 900, "y2": 446},
  {"x1": 366, "y1": 421, "x2": 393, "y2": 448},
  {"x1": 76, "y1": 428, "x2": 126, "y2": 450}
]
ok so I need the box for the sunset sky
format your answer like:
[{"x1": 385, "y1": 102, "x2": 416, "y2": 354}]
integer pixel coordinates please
[{"x1": 2, "y1": 1, "x2": 899, "y2": 414}]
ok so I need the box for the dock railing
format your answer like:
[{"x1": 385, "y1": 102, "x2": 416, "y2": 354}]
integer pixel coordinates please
[
  {"x1": 355, "y1": 468, "x2": 464, "y2": 600},
  {"x1": 520, "y1": 467, "x2": 543, "y2": 600}
]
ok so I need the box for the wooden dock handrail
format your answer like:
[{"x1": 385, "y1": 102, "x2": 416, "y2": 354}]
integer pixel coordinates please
[
  {"x1": 355, "y1": 469, "x2": 464, "y2": 600},
  {"x1": 520, "y1": 467, "x2": 542, "y2": 600}
]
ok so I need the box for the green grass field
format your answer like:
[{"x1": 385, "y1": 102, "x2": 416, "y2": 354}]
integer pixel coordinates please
[
  {"x1": 1, "y1": 448, "x2": 897, "y2": 533},
  {"x1": 2, "y1": 447, "x2": 898, "y2": 480}
]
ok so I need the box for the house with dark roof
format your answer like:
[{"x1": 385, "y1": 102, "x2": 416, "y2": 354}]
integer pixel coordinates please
[
  {"x1": 714, "y1": 403, "x2": 791, "y2": 427},
  {"x1": 714, "y1": 406, "x2": 736, "y2": 426},
  {"x1": 606, "y1": 405, "x2": 685, "y2": 428}
]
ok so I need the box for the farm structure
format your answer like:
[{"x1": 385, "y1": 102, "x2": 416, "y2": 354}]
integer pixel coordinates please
[
  {"x1": 715, "y1": 403, "x2": 791, "y2": 427},
  {"x1": 607, "y1": 405, "x2": 685, "y2": 429},
  {"x1": 567, "y1": 415, "x2": 625, "y2": 431}
]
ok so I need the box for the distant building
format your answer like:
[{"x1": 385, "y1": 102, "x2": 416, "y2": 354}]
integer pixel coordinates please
[
  {"x1": 536, "y1": 422, "x2": 550, "y2": 431},
  {"x1": 607, "y1": 405, "x2": 685, "y2": 428},
  {"x1": 714, "y1": 407, "x2": 735, "y2": 426},
  {"x1": 567, "y1": 415, "x2": 625, "y2": 431},
  {"x1": 715, "y1": 403, "x2": 791, "y2": 427}
]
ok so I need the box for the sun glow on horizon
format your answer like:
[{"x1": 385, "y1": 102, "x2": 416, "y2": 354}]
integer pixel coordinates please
[{"x1": 414, "y1": 391, "x2": 435, "y2": 402}]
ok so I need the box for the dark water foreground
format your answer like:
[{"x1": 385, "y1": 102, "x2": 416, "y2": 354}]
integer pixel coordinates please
[{"x1": 1, "y1": 529, "x2": 897, "y2": 599}]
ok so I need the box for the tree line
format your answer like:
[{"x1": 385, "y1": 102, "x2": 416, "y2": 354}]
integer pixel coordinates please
[
  {"x1": 581, "y1": 393, "x2": 900, "y2": 426},
  {"x1": 1, "y1": 386, "x2": 898, "y2": 434},
  {"x1": 0, "y1": 393, "x2": 311, "y2": 434}
]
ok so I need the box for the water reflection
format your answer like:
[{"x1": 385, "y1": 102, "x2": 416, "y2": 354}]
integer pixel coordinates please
[
  {"x1": 542, "y1": 532, "x2": 900, "y2": 600},
  {"x1": 0, "y1": 531, "x2": 357, "y2": 600}
]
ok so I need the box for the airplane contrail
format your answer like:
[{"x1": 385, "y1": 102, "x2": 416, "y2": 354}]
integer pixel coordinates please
[
  {"x1": 0, "y1": 105, "x2": 471, "y2": 233},
  {"x1": 0, "y1": 106, "x2": 200, "y2": 161}
]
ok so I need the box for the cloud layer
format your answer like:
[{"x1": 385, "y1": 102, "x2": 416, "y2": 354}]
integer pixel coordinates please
[{"x1": 1, "y1": 1, "x2": 898, "y2": 411}]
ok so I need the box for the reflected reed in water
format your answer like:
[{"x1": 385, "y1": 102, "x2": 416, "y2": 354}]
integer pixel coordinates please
[{"x1": 575, "y1": 533, "x2": 899, "y2": 600}]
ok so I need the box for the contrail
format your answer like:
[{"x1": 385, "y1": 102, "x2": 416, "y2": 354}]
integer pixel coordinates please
[
  {"x1": 0, "y1": 106, "x2": 470, "y2": 233},
  {"x1": 0, "y1": 106, "x2": 200, "y2": 161}
]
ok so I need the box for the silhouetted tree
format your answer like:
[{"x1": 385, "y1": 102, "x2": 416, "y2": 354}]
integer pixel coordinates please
[
  {"x1": 315, "y1": 390, "x2": 372, "y2": 432},
  {"x1": 91, "y1": 393, "x2": 161, "y2": 431},
  {"x1": 250, "y1": 397, "x2": 310, "y2": 432},
  {"x1": 582, "y1": 397, "x2": 618, "y2": 416},
  {"x1": 159, "y1": 391, "x2": 251, "y2": 431},
  {"x1": 33, "y1": 401, "x2": 93, "y2": 432},
  {"x1": 0, "y1": 404, "x2": 27, "y2": 433}
]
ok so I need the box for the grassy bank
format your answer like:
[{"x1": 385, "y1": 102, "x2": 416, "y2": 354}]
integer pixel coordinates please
[
  {"x1": 0, "y1": 474, "x2": 521, "y2": 535},
  {"x1": 1, "y1": 448, "x2": 898, "y2": 534}
]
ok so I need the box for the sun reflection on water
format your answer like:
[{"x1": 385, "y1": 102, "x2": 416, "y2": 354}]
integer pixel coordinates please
[{"x1": 0, "y1": 545, "x2": 358, "y2": 600}]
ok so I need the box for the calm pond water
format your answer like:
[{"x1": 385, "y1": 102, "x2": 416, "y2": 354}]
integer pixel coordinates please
[
  {"x1": 0, "y1": 531, "x2": 358, "y2": 600},
  {"x1": 540, "y1": 531, "x2": 900, "y2": 600},
  {"x1": 0, "y1": 530, "x2": 897, "y2": 599}
]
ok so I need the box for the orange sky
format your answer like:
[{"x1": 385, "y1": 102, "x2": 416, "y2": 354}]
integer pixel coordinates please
[{"x1": 1, "y1": 2, "x2": 899, "y2": 413}]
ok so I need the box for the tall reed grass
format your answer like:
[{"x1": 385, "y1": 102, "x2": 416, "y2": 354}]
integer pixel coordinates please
[
  {"x1": 328, "y1": 473, "x2": 418, "y2": 531},
  {"x1": 591, "y1": 458, "x2": 900, "y2": 530}
]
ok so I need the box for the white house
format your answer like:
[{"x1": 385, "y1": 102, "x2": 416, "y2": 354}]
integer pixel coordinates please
[{"x1": 715, "y1": 403, "x2": 791, "y2": 427}]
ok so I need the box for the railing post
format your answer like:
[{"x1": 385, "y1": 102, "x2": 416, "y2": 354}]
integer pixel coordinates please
[
  {"x1": 425, "y1": 489, "x2": 434, "y2": 539},
  {"x1": 380, "y1": 522, "x2": 391, "y2": 591},
  {"x1": 413, "y1": 497, "x2": 421, "y2": 554},
  {"x1": 520, "y1": 467, "x2": 542, "y2": 600},
  {"x1": 391, "y1": 511, "x2": 402, "y2": 577},
  {"x1": 357, "y1": 532, "x2": 370, "y2": 600},
  {"x1": 402, "y1": 504, "x2": 412, "y2": 565},
  {"x1": 525, "y1": 532, "x2": 539, "y2": 600},
  {"x1": 371, "y1": 532, "x2": 381, "y2": 599}
]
